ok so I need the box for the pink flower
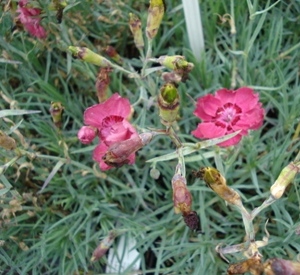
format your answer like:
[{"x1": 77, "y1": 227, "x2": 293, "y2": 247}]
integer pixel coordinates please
[
  {"x1": 192, "y1": 87, "x2": 264, "y2": 147},
  {"x1": 79, "y1": 93, "x2": 138, "y2": 170},
  {"x1": 17, "y1": 0, "x2": 47, "y2": 39}
]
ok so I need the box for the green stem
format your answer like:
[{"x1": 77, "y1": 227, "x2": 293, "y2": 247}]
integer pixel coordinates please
[{"x1": 141, "y1": 38, "x2": 153, "y2": 78}]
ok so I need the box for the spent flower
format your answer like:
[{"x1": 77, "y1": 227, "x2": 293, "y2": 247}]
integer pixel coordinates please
[
  {"x1": 16, "y1": 0, "x2": 47, "y2": 38},
  {"x1": 192, "y1": 87, "x2": 264, "y2": 147},
  {"x1": 129, "y1": 13, "x2": 144, "y2": 49},
  {"x1": 146, "y1": 0, "x2": 165, "y2": 39}
]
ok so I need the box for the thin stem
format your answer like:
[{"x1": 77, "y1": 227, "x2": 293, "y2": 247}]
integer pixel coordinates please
[{"x1": 141, "y1": 38, "x2": 153, "y2": 78}]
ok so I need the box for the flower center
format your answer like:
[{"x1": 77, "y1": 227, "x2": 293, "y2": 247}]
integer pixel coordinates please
[{"x1": 216, "y1": 103, "x2": 241, "y2": 126}]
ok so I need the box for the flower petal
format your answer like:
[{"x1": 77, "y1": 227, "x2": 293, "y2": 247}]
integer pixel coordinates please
[
  {"x1": 100, "y1": 118, "x2": 137, "y2": 146},
  {"x1": 192, "y1": 122, "x2": 227, "y2": 139},
  {"x1": 93, "y1": 143, "x2": 112, "y2": 171},
  {"x1": 194, "y1": 94, "x2": 221, "y2": 120},
  {"x1": 215, "y1": 88, "x2": 236, "y2": 104},
  {"x1": 84, "y1": 93, "x2": 131, "y2": 128},
  {"x1": 235, "y1": 103, "x2": 264, "y2": 130},
  {"x1": 234, "y1": 87, "x2": 259, "y2": 112}
]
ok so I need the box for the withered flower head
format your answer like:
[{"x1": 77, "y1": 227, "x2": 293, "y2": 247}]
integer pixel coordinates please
[
  {"x1": 227, "y1": 254, "x2": 264, "y2": 275},
  {"x1": 264, "y1": 258, "x2": 300, "y2": 275},
  {"x1": 194, "y1": 167, "x2": 242, "y2": 206},
  {"x1": 146, "y1": 0, "x2": 165, "y2": 39}
]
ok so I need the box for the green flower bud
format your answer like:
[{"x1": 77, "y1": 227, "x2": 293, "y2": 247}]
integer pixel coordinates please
[
  {"x1": 129, "y1": 13, "x2": 144, "y2": 49},
  {"x1": 68, "y1": 46, "x2": 112, "y2": 67},
  {"x1": 158, "y1": 83, "x2": 180, "y2": 126},
  {"x1": 146, "y1": 0, "x2": 165, "y2": 40},
  {"x1": 50, "y1": 102, "x2": 64, "y2": 128}
]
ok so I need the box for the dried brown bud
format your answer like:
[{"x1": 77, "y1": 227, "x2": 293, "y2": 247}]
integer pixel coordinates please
[
  {"x1": 95, "y1": 67, "x2": 112, "y2": 103},
  {"x1": 0, "y1": 130, "x2": 16, "y2": 150},
  {"x1": 264, "y1": 258, "x2": 300, "y2": 275},
  {"x1": 91, "y1": 231, "x2": 116, "y2": 262}
]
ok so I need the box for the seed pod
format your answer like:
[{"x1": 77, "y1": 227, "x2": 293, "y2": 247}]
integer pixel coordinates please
[{"x1": 158, "y1": 83, "x2": 180, "y2": 126}]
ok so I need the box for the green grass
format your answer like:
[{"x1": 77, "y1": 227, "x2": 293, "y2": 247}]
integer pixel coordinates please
[{"x1": 1, "y1": 0, "x2": 300, "y2": 274}]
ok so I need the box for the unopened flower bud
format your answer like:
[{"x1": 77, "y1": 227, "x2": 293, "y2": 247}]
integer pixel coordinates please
[
  {"x1": 78, "y1": 126, "x2": 98, "y2": 144},
  {"x1": 104, "y1": 46, "x2": 123, "y2": 64},
  {"x1": 172, "y1": 174, "x2": 192, "y2": 214},
  {"x1": 95, "y1": 67, "x2": 112, "y2": 103},
  {"x1": 103, "y1": 133, "x2": 155, "y2": 167},
  {"x1": 158, "y1": 83, "x2": 180, "y2": 126},
  {"x1": 150, "y1": 167, "x2": 160, "y2": 179},
  {"x1": 91, "y1": 231, "x2": 116, "y2": 262},
  {"x1": 146, "y1": 0, "x2": 165, "y2": 40},
  {"x1": 270, "y1": 162, "x2": 300, "y2": 200},
  {"x1": 194, "y1": 167, "x2": 241, "y2": 206},
  {"x1": 129, "y1": 13, "x2": 144, "y2": 49},
  {"x1": 68, "y1": 46, "x2": 112, "y2": 67},
  {"x1": 0, "y1": 131, "x2": 16, "y2": 150},
  {"x1": 50, "y1": 102, "x2": 64, "y2": 128},
  {"x1": 264, "y1": 258, "x2": 300, "y2": 275}
]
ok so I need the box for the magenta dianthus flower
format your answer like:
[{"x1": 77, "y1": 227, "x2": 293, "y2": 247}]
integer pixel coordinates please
[
  {"x1": 17, "y1": 0, "x2": 47, "y2": 39},
  {"x1": 192, "y1": 87, "x2": 265, "y2": 147},
  {"x1": 78, "y1": 93, "x2": 138, "y2": 170}
]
